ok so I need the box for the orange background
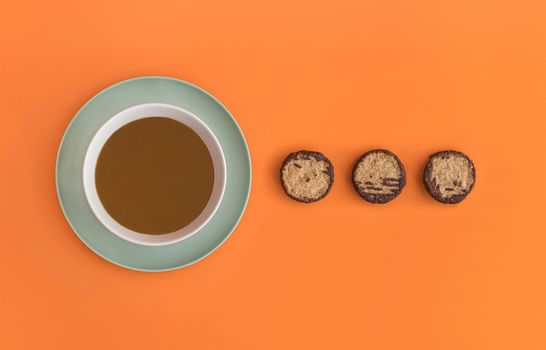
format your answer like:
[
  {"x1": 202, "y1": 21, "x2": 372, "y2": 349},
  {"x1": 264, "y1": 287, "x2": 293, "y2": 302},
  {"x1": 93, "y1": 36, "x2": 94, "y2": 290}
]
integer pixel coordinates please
[{"x1": 1, "y1": 0, "x2": 546, "y2": 349}]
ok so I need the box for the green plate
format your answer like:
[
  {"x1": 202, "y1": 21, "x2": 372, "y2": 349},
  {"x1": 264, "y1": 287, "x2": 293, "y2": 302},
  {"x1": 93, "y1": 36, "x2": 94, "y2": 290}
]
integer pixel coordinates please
[{"x1": 56, "y1": 77, "x2": 251, "y2": 272}]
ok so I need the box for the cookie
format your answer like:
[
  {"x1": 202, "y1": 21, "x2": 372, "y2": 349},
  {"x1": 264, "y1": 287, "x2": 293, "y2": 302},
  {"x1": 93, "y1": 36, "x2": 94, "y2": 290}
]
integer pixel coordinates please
[
  {"x1": 280, "y1": 150, "x2": 334, "y2": 203},
  {"x1": 352, "y1": 149, "x2": 406, "y2": 204},
  {"x1": 423, "y1": 150, "x2": 476, "y2": 204}
]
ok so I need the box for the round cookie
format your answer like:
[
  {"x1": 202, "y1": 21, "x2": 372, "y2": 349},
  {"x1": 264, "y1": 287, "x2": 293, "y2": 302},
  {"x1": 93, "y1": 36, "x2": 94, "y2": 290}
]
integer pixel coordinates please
[
  {"x1": 280, "y1": 150, "x2": 334, "y2": 203},
  {"x1": 423, "y1": 150, "x2": 476, "y2": 204},
  {"x1": 352, "y1": 149, "x2": 406, "y2": 204}
]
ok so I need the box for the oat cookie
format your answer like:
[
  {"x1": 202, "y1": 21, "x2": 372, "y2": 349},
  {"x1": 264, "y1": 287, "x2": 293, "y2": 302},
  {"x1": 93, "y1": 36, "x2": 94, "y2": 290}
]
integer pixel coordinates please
[
  {"x1": 352, "y1": 149, "x2": 406, "y2": 204},
  {"x1": 280, "y1": 150, "x2": 334, "y2": 203},
  {"x1": 423, "y1": 150, "x2": 476, "y2": 204}
]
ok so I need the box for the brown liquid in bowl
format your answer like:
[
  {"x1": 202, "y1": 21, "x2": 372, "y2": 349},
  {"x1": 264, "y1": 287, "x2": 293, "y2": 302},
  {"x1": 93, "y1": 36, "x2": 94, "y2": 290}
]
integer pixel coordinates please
[{"x1": 95, "y1": 117, "x2": 214, "y2": 235}]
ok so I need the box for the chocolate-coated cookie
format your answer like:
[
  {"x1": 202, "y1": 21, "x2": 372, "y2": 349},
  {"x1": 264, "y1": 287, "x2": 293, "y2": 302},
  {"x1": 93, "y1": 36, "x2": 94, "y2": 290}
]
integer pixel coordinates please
[
  {"x1": 423, "y1": 150, "x2": 476, "y2": 204},
  {"x1": 352, "y1": 149, "x2": 406, "y2": 204},
  {"x1": 280, "y1": 150, "x2": 334, "y2": 203}
]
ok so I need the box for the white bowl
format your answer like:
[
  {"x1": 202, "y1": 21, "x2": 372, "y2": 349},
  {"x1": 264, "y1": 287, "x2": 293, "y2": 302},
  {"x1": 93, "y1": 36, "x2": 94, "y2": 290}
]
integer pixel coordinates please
[{"x1": 83, "y1": 103, "x2": 226, "y2": 246}]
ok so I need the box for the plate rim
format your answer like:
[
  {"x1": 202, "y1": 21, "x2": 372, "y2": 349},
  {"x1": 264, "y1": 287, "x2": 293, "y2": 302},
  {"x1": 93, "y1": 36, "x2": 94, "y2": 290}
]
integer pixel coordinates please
[{"x1": 55, "y1": 76, "x2": 252, "y2": 272}]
